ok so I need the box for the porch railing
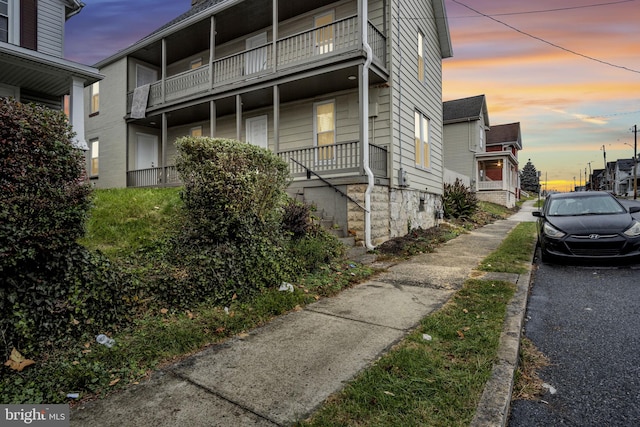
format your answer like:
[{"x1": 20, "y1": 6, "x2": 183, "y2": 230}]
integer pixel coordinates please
[
  {"x1": 478, "y1": 180, "x2": 505, "y2": 191},
  {"x1": 127, "y1": 17, "x2": 386, "y2": 111},
  {"x1": 126, "y1": 142, "x2": 388, "y2": 188},
  {"x1": 278, "y1": 141, "x2": 388, "y2": 179},
  {"x1": 126, "y1": 165, "x2": 180, "y2": 188}
]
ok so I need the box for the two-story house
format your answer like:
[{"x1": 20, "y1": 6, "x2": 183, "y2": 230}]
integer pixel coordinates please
[
  {"x1": 614, "y1": 158, "x2": 637, "y2": 197},
  {"x1": 442, "y1": 94, "x2": 489, "y2": 187},
  {"x1": 443, "y1": 95, "x2": 521, "y2": 208},
  {"x1": 84, "y1": 0, "x2": 452, "y2": 247},
  {"x1": 0, "y1": 0, "x2": 101, "y2": 149}
]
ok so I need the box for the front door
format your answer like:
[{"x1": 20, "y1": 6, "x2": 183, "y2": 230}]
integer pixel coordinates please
[
  {"x1": 246, "y1": 115, "x2": 268, "y2": 149},
  {"x1": 245, "y1": 32, "x2": 267, "y2": 75},
  {"x1": 136, "y1": 133, "x2": 158, "y2": 169}
]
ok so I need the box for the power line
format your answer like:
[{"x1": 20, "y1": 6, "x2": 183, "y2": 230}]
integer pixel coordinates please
[
  {"x1": 450, "y1": 0, "x2": 640, "y2": 75},
  {"x1": 448, "y1": 0, "x2": 637, "y2": 18}
]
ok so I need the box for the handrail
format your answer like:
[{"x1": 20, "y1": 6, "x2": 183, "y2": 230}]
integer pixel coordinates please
[{"x1": 289, "y1": 158, "x2": 368, "y2": 213}]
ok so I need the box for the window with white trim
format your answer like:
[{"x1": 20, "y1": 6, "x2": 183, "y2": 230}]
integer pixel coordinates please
[
  {"x1": 315, "y1": 100, "x2": 335, "y2": 162},
  {"x1": 414, "y1": 110, "x2": 430, "y2": 169},
  {"x1": 90, "y1": 82, "x2": 100, "y2": 114},
  {"x1": 90, "y1": 139, "x2": 99, "y2": 176},
  {"x1": 417, "y1": 31, "x2": 425, "y2": 82},
  {"x1": 0, "y1": 0, "x2": 8, "y2": 43},
  {"x1": 190, "y1": 126, "x2": 202, "y2": 137}
]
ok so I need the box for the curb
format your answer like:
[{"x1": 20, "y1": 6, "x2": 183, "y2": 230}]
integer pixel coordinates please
[{"x1": 469, "y1": 250, "x2": 535, "y2": 427}]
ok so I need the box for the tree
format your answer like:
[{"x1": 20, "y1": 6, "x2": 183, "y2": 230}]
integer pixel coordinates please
[{"x1": 520, "y1": 159, "x2": 540, "y2": 193}]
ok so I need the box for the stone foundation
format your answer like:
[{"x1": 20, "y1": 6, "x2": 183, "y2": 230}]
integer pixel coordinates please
[{"x1": 345, "y1": 185, "x2": 440, "y2": 246}]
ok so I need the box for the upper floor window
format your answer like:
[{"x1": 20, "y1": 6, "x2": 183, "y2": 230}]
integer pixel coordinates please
[
  {"x1": 190, "y1": 58, "x2": 203, "y2": 69},
  {"x1": 90, "y1": 82, "x2": 100, "y2": 114},
  {"x1": 417, "y1": 31, "x2": 425, "y2": 82},
  {"x1": 415, "y1": 110, "x2": 430, "y2": 169},
  {"x1": 0, "y1": 0, "x2": 8, "y2": 43}
]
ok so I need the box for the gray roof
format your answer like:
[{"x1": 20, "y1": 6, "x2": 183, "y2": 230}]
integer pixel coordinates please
[
  {"x1": 443, "y1": 94, "x2": 488, "y2": 124},
  {"x1": 487, "y1": 122, "x2": 522, "y2": 150},
  {"x1": 617, "y1": 158, "x2": 635, "y2": 171}
]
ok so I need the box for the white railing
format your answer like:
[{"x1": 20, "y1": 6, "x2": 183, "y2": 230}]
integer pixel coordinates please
[
  {"x1": 277, "y1": 16, "x2": 358, "y2": 66},
  {"x1": 478, "y1": 180, "x2": 505, "y2": 191},
  {"x1": 126, "y1": 17, "x2": 385, "y2": 112}
]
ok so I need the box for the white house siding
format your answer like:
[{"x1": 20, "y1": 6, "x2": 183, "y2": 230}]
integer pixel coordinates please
[
  {"x1": 37, "y1": 0, "x2": 65, "y2": 57},
  {"x1": 85, "y1": 60, "x2": 129, "y2": 188}
]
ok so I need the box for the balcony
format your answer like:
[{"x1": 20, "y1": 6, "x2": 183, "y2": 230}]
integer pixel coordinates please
[
  {"x1": 126, "y1": 141, "x2": 388, "y2": 188},
  {"x1": 127, "y1": 17, "x2": 386, "y2": 112}
]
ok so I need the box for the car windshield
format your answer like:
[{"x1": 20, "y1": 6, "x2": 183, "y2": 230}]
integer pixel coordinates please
[{"x1": 547, "y1": 196, "x2": 627, "y2": 216}]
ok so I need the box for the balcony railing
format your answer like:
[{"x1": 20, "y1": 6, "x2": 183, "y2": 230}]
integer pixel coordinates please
[
  {"x1": 127, "y1": 17, "x2": 386, "y2": 111},
  {"x1": 126, "y1": 141, "x2": 388, "y2": 188}
]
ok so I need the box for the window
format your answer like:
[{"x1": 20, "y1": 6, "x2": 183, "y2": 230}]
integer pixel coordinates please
[
  {"x1": 315, "y1": 100, "x2": 335, "y2": 162},
  {"x1": 315, "y1": 11, "x2": 334, "y2": 54},
  {"x1": 90, "y1": 82, "x2": 100, "y2": 114},
  {"x1": 190, "y1": 58, "x2": 203, "y2": 69},
  {"x1": 0, "y1": 0, "x2": 8, "y2": 43},
  {"x1": 417, "y1": 31, "x2": 425, "y2": 82},
  {"x1": 90, "y1": 139, "x2": 99, "y2": 176},
  {"x1": 190, "y1": 126, "x2": 202, "y2": 137},
  {"x1": 414, "y1": 111, "x2": 430, "y2": 169}
]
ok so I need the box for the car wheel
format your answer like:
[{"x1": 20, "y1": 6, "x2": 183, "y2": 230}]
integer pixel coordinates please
[{"x1": 539, "y1": 245, "x2": 552, "y2": 264}]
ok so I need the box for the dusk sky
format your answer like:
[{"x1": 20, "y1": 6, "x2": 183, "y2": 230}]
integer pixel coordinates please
[{"x1": 65, "y1": 0, "x2": 640, "y2": 191}]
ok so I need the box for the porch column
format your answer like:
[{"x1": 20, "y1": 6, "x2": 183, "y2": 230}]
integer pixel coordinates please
[
  {"x1": 210, "y1": 100, "x2": 216, "y2": 137},
  {"x1": 502, "y1": 159, "x2": 507, "y2": 190},
  {"x1": 69, "y1": 76, "x2": 88, "y2": 150},
  {"x1": 273, "y1": 85, "x2": 280, "y2": 152},
  {"x1": 236, "y1": 95, "x2": 242, "y2": 141},
  {"x1": 272, "y1": 0, "x2": 278, "y2": 72},
  {"x1": 210, "y1": 16, "x2": 216, "y2": 90},
  {"x1": 162, "y1": 39, "x2": 167, "y2": 103},
  {"x1": 162, "y1": 113, "x2": 168, "y2": 184}
]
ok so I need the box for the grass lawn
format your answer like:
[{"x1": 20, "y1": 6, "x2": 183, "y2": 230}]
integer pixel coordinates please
[{"x1": 2, "y1": 189, "x2": 535, "y2": 427}]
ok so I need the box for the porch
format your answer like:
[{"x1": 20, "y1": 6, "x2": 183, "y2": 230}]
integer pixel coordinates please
[
  {"x1": 126, "y1": 16, "x2": 386, "y2": 113},
  {"x1": 126, "y1": 140, "x2": 388, "y2": 188}
]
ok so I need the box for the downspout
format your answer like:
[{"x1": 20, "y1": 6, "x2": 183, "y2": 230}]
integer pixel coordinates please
[{"x1": 361, "y1": 0, "x2": 375, "y2": 250}]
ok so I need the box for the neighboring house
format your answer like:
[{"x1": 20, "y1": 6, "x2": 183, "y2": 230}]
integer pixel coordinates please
[
  {"x1": 613, "y1": 158, "x2": 637, "y2": 197},
  {"x1": 84, "y1": 0, "x2": 453, "y2": 247},
  {"x1": 442, "y1": 94, "x2": 489, "y2": 188},
  {"x1": 482, "y1": 122, "x2": 521, "y2": 207},
  {"x1": 0, "y1": 0, "x2": 101, "y2": 149},
  {"x1": 443, "y1": 95, "x2": 521, "y2": 208}
]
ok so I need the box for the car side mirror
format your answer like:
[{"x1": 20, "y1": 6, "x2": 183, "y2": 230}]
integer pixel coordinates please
[
  {"x1": 532, "y1": 211, "x2": 543, "y2": 217},
  {"x1": 629, "y1": 206, "x2": 640, "y2": 214}
]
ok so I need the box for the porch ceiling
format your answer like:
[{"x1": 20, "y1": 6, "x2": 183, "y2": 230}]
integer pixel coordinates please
[
  {"x1": 128, "y1": 0, "x2": 346, "y2": 66},
  {"x1": 137, "y1": 63, "x2": 385, "y2": 129}
]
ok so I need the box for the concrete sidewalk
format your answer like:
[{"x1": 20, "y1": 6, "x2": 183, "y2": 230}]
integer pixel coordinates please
[{"x1": 71, "y1": 201, "x2": 538, "y2": 427}]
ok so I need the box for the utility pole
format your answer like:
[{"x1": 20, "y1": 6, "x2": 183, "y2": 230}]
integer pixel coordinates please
[{"x1": 633, "y1": 125, "x2": 638, "y2": 200}]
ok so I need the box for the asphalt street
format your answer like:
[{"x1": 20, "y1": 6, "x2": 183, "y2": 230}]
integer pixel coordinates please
[{"x1": 509, "y1": 260, "x2": 640, "y2": 426}]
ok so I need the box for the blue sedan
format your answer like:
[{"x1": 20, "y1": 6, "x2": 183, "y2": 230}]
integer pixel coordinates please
[{"x1": 532, "y1": 191, "x2": 640, "y2": 262}]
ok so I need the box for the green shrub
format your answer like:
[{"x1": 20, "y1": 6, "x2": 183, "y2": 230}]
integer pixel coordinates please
[
  {"x1": 0, "y1": 98, "x2": 131, "y2": 355},
  {"x1": 442, "y1": 178, "x2": 478, "y2": 220},
  {"x1": 154, "y1": 137, "x2": 295, "y2": 308}
]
